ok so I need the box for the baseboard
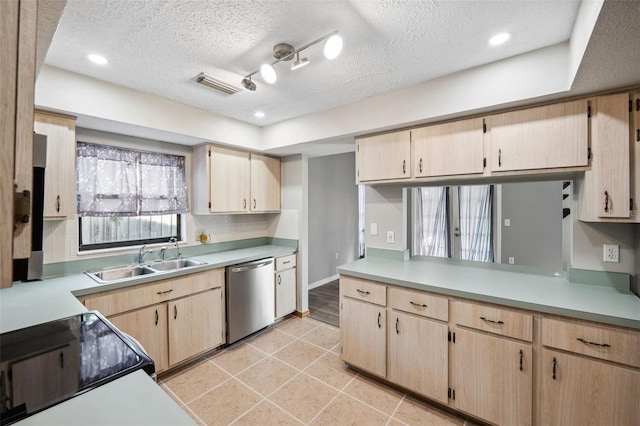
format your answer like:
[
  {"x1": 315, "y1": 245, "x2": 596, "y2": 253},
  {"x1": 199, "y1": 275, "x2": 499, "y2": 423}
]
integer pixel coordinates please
[
  {"x1": 308, "y1": 274, "x2": 339, "y2": 290},
  {"x1": 294, "y1": 310, "x2": 310, "y2": 318}
]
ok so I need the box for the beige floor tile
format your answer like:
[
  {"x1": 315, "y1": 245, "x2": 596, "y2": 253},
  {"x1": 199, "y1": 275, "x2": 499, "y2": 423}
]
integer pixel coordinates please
[
  {"x1": 269, "y1": 373, "x2": 339, "y2": 423},
  {"x1": 210, "y1": 342, "x2": 266, "y2": 375},
  {"x1": 330, "y1": 343, "x2": 341, "y2": 355},
  {"x1": 276, "y1": 317, "x2": 319, "y2": 337},
  {"x1": 160, "y1": 383, "x2": 184, "y2": 407},
  {"x1": 343, "y1": 374, "x2": 404, "y2": 415},
  {"x1": 236, "y1": 356, "x2": 298, "y2": 396},
  {"x1": 188, "y1": 378, "x2": 262, "y2": 426},
  {"x1": 233, "y1": 400, "x2": 303, "y2": 426},
  {"x1": 387, "y1": 419, "x2": 409, "y2": 426},
  {"x1": 248, "y1": 328, "x2": 296, "y2": 354},
  {"x1": 393, "y1": 397, "x2": 465, "y2": 426},
  {"x1": 273, "y1": 339, "x2": 326, "y2": 369},
  {"x1": 163, "y1": 360, "x2": 231, "y2": 404},
  {"x1": 304, "y1": 352, "x2": 356, "y2": 390},
  {"x1": 300, "y1": 325, "x2": 340, "y2": 349},
  {"x1": 310, "y1": 393, "x2": 389, "y2": 426}
]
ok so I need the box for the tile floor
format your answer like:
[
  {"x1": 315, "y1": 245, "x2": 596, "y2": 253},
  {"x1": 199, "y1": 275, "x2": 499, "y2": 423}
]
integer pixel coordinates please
[{"x1": 160, "y1": 316, "x2": 473, "y2": 426}]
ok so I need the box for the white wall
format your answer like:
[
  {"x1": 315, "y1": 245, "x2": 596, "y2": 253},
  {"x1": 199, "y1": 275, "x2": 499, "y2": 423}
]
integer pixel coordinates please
[{"x1": 308, "y1": 153, "x2": 359, "y2": 285}]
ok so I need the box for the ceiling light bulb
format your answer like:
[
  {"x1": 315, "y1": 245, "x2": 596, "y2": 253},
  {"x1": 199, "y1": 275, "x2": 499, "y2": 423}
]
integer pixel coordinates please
[
  {"x1": 88, "y1": 54, "x2": 108, "y2": 65},
  {"x1": 241, "y1": 77, "x2": 256, "y2": 91},
  {"x1": 323, "y1": 34, "x2": 343, "y2": 59},
  {"x1": 291, "y1": 53, "x2": 310, "y2": 70},
  {"x1": 488, "y1": 32, "x2": 510, "y2": 46},
  {"x1": 254, "y1": 111, "x2": 265, "y2": 118},
  {"x1": 260, "y1": 64, "x2": 277, "y2": 84}
]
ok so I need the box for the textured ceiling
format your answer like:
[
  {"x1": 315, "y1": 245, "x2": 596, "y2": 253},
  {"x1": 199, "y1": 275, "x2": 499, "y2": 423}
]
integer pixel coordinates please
[{"x1": 45, "y1": 0, "x2": 581, "y2": 127}]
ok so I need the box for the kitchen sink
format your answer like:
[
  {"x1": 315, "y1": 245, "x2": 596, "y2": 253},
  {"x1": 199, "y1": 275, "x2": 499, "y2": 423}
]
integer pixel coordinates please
[
  {"x1": 89, "y1": 265, "x2": 157, "y2": 283},
  {"x1": 86, "y1": 257, "x2": 207, "y2": 284},
  {"x1": 147, "y1": 258, "x2": 207, "y2": 271}
]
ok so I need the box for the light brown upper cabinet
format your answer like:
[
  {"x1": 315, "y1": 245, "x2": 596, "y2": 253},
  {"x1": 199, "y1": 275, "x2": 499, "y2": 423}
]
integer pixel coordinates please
[
  {"x1": 578, "y1": 92, "x2": 639, "y2": 222},
  {"x1": 356, "y1": 130, "x2": 411, "y2": 183},
  {"x1": 250, "y1": 153, "x2": 281, "y2": 212},
  {"x1": 412, "y1": 118, "x2": 485, "y2": 178},
  {"x1": 192, "y1": 145, "x2": 280, "y2": 214},
  {"x1": 485, "y1": 99, "x2": 589, "y2": 172},
  {"x1": 34, "y1": 112, "x2": 77, "y2": 220}
]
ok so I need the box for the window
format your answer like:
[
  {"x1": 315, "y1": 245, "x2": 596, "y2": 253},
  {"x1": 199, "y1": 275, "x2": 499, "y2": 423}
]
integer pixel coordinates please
[
  {"x1": 412, "y1": 185, "x2": 494, "y2": 262},
  {"x1": 77, "y1": 142, "x2": 187, "y2": 251}
]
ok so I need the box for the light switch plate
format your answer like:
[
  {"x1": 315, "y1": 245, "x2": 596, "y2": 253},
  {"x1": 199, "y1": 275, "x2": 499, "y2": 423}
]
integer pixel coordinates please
[
  {"x1": 504, "y1": 218, "x2": 511, "y2": 227},
  {"x1": 370, "y1": 223, "x2": 378, "y2": 235}
]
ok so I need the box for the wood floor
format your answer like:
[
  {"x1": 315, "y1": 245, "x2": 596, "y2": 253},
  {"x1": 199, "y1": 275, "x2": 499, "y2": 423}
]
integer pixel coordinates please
[{"x1": 308, "y1": 280, "x2": 339, "y2": 328}]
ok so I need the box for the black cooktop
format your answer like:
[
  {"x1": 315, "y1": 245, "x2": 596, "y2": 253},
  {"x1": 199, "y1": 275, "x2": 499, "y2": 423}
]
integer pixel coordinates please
[{"x1": 0, "y1": 311, "x2": 154, "y2": 425}]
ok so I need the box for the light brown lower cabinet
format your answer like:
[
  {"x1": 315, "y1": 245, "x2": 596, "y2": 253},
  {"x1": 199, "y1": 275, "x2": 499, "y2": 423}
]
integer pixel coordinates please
[
  {"x1": 540, "y1": 349, "x2": 640, "y2": 426},
  {"x1": 110, "y1": 304, "x2": 169, "y2": 373},
  {"x1": 387, "y1": 310, "x2": 448, "y2": 404},
  {"x1": 452, "y1": 328, "x2": 532, "y2": 426},
  {"x1": 340, "y1": 296, "x2": 386, "y2": 377}
]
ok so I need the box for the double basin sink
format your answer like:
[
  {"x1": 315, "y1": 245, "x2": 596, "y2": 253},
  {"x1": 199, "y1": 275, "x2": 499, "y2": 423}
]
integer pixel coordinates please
[{"x1": 86, "y1": 258, "x2": 207, "y2": 284}]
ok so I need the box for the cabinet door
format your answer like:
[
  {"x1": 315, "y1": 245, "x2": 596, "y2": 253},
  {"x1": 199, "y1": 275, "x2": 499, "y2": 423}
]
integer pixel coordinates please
[
  {"x1": 340, "y1": 297, "x2": 386, "y2": 377},
  {"x1": 631, "y1": 92, "x2": 640, "y2": 219},
  {"x1": 250, "y1": 154, "x2": 281, "y2": 212},
  {"x1": 11, "y1": 343, "x2": 79, "y2": 413},
  {"x1": 356, "y1": 130, "x2": 411, "y2": 182},
  {"x1": 33, "y1": 112, "x2": 76, "y2": 220},
  {"x1": 452, "y1": 328, "x2": 532, "y2": 426},
  {"x1": 486, "y1": 100, "x2": 588, "y2": 172},
  {"x1": 168, "y1": 288, "x2": 222, "y2": 366},
  {"x1": 412, "y1": 118, "x2": 484, "y2": 178},
  {"x1": 275, "y1": 268, "x2": 296, "y2": 319},
  {"x1": 109, "y1": 304, "x2": 169, "y2": 373},
  {"x1": 541, "y1": 349, "x2": 640, "y2": 426},
  {"x1": 209, "y1": 146, "x2": 250, "y2": 213},
  {"x1": 387, "y1": 310, "x2": 448, "y2": 404}
]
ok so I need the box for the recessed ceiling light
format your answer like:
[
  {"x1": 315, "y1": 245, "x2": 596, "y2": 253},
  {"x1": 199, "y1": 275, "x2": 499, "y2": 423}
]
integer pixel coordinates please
[
  {"x1": 254, "y1": 111, "x2": 265, "y2": 118},
  {"x1": 488, "y1": 33, "x2": 510, "y2": 46},
  {"x1": 88, "y1": 54, "x2": 108, "y2": 65}
]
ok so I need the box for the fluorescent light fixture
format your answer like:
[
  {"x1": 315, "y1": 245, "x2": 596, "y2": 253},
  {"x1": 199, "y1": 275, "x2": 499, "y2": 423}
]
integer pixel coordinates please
[
  {"x1": 88, "y1": 54, "x2": 108, "y2": 65},
  {"x1": 323, "y1": 34, "x2": 343, "y2": 59},
  {"x1": 254, "y1": 111, "x2": 265, "y2": 118},
  {"x1": 260, "y1": 64, "x2": 277, "y2": 84},
  {"x1": 195, "y1": 73, "x2": 240, "y2": 95},
  {"x1": 291, "y1": 53, "x2": 310, "y2": 70},
  {"x1": 488, "y1": 32, "x2": 510, "y2": 46}
]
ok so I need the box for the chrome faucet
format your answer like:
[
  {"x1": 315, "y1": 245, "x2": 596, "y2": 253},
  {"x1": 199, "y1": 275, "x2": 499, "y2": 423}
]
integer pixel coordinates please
[
  {"x1": 159, "y1": 246, "x2": 168, "y2": 261},
  {"x1": 138, "y1": 245, "x2": 150, "y2": 263}
]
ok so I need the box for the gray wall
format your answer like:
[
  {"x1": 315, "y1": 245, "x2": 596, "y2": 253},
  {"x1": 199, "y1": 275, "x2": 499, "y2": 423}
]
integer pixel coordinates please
[
  {"x1": 633, "y1": 225, "x2": 640, "y2": 296},
  {"x1": 500, "y1": 181, "x2": 563, "y2": 271},
  {"x1": 308, "y1": 152, "x2": 359, "y2": 285}
]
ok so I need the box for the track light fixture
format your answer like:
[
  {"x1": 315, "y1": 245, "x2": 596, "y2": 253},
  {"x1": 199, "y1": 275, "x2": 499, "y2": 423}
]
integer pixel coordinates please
[{"x1": 241, "y1": 30, "x2": 343, "y2": 91}]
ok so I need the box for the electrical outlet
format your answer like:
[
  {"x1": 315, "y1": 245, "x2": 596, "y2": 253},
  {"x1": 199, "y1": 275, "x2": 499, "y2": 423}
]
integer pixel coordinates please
[
  {"x1": 603, "y1": 244, "x2": 619, "y2": 263},
  {"x1": 387, "y1": 231, "x2": 395, "y2": 243},
  {"x1": 508, "y1": 256, "x2": 515, "y2": 264}
]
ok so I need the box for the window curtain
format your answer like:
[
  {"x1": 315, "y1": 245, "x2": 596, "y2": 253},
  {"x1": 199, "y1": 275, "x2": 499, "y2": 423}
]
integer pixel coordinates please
[
  {"x1": 458, "y1": 185, "x2": 494, "y2": 262},
  {"x1": 77, "y1": 142, "x2": 187, "y2": 217},
  {"x1": 415, "y1": 187, "x2": 449, "y2": 257}
]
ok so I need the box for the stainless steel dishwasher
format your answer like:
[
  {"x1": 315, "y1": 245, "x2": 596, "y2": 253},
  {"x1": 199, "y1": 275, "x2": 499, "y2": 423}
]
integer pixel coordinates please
[{"x1": 226, "y1": 258, "x2": 275, "y2": 344}]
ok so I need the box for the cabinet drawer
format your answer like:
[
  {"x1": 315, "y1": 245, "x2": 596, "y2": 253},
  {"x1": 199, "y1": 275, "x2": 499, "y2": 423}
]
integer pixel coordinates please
[
  {"x1": 276, "y1": 254, "x2": 296, "y2": 270},
  {"x1": 84, "y1": 268, "x2": 224, "y2": 316},
  {"x1": 455, "y1": 301, "x2": 533, "y2": 342},
  {"x1": 340, "y1": 276, "x2": 386, "y2": 306},
  {"x1": 388, "y1": 287, "x2": 448, "y2": 321},
  {"x1": 542, "y1": 317, "x2": 640, "y2": 368}
]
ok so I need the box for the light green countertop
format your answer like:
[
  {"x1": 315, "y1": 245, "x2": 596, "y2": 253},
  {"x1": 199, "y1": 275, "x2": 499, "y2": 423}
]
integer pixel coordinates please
[
  {"x1": 0, "y1": 244, "x2": 295, "y2": 425},
  {"x1": 337, "y1": 257, "x2": 640, "y2": 330}
]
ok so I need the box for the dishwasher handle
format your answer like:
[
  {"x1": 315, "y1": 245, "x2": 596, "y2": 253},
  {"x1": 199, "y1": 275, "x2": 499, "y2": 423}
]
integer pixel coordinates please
[{"x1": 230, "y1": 259, "x2": 274, "y2": 273}]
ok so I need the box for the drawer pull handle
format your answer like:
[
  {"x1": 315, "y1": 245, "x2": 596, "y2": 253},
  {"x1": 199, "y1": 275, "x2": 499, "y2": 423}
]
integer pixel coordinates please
[
  {"x1": 356, "y1": 289, "x2": 371, "y2": 295},
  {"x1": 519, "y1": 350, "x2": 523, "y2": 371},
  {"x1": 174, "y1": 305, "x2": 178, "y2": 320},
  {"x1": 604, "y1": 190, "x2": 609, "y2": 213},
  {"x1": 419, "y1": 158, "x2": 423, "y2": 174},
  {"x1": 59, "y1": 351, "x2": 64, "y2": 369},
  {"x1": 552, "y1": 357, "x2": 557, "y2": 380},
  {"x1": 480, "y1": 316, "x2": 504, "y2": 325},
  {"x1": 56, "y1": 195, "x2": 61, "y2": 213},
  {"x1": 409, "y1": 301, "x2": 427, "y2": 309},
  {"x1": 395, "y1": 317, "x2": 399, "y2": 334},
  {"x1": 157, "y1": 289, "x2": 173, "y2": 295},
  {"x1": 402, "y1": 159, "x2": 406, "y2": 174},
  {"x1": 377, "y1": 312, "x2": 382, "y2": 328},
  {"x1": 282, "y1": 260, "x2": 291, "y2": 264},
  {"x1": 277, "y1": 275, "x2": 281, "y2": 285},
  {"x1": 577, "y1": 337, "x2": 610, "y2": 348},
  {"x1": 155, "y1": 309, "x2": 159, "y2": 325}
]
